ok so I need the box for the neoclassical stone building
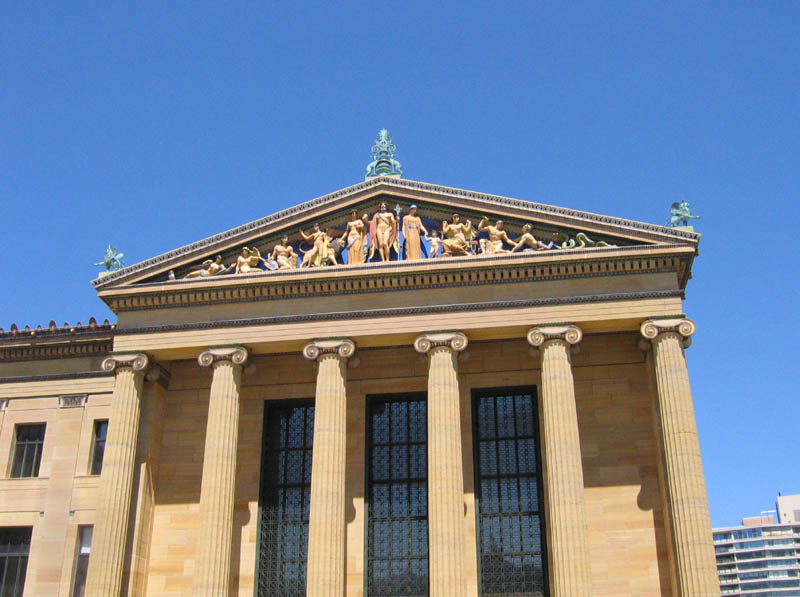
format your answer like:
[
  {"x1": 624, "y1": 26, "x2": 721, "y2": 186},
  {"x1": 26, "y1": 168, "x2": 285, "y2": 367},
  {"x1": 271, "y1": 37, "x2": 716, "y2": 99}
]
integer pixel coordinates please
[{"x1": 0, "y1": 168, "x2": 719, "y2": 595}]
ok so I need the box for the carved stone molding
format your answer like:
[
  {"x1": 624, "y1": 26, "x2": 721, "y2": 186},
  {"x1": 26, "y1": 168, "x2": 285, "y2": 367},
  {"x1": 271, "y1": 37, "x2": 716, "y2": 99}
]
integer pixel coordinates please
[
  {"x1": 101, "y1": 353, "x2": 149, "y2": 373},
  {"x1": 197, "y1": 346, "x2": 249, "y2": 367},
  {"x1": 145, "y1": 363, "x2": 171, "y2": 390},
  {"x1": 0, "y1": 399, "x2": 8, "y2": 411},
  {"x1": 527, "y1": 325, "x2": 583, "y2": 348},
  {"x1": 413, "y1": 331, "x2": 468, "y2": 354},
  {"x1": 59, "y1": 394, "x2": 88, "y2": 408},
  {"x1": 302, "y1": 338, "x2": 356, "y2": 361},
  {"x1": 640, "y1": 318, "x2": 696, "y2": 349}
]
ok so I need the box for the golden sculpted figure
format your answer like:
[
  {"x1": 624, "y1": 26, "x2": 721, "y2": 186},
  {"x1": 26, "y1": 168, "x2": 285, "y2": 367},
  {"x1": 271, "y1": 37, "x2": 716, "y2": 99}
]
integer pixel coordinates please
[
  {"x1": 184, "y1": 255, "x2": 229, "y2": 278},
  {"x1": 300, "y1": 224, "x2": 338, "y2": 268},
  {"x1": 402, "y1": 205, "x2": 428, "y2": 260},
  {"x1": 369, "y1": 202, "x2": 397, "y2": 262},
  {"x1": 340, "y1": 210, "x2": 367, "y2": 265},
  {"x1": 478, "y1": 217, "x2": 514, "y2": 254},
  {"x1": 424, "y1": 230, "x2": 441, "y2": 258},
  {"x1": 235, "y1": 247, "x2": 265, "y2": 274},
  {"x1": 441, "y1": 214, "x2": 473, "y2": 256},
  {"x1": 270, "y1": 235, "x2": 298, "y2": 270},
  {"x1": 511, "y1": 224, "x2": 548, "y2": 252}
]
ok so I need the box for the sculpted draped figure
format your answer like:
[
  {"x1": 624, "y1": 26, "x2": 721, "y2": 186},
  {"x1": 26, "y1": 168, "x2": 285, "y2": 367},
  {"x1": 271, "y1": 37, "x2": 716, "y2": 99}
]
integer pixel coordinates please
[
  {"x1": 300, "y1": 224, "x2": 338, "y2": 268},
  {"x1": 441, "y1": 214, "x2": 473, "y2": 256},
  {"x1": 270, "y1": 235, "x2": 298, "y2": 270},
  {"x1": 184, "y1": 255, "x2": 229, "y2": 278},
  {"x1": 234, "y1": 247, "x2": 265, "y2": 274},
  {"x1": 369, "y1": 202, "x2": 397, "y2": 262},
  {"x1": 477, "y1": 217, "x2": 514, "y2": 254},
  {"x1": 340, "y1": 209, "x2": 368, "y2": 265},
  {"x1": 402, "y1": 205, "x2": 428, "y2": 260}
]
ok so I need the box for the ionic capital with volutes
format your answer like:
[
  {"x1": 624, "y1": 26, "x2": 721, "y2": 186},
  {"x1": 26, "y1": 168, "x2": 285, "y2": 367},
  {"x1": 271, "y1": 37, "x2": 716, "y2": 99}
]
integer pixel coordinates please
[
  {"x1": 413, "y1": 331, "x2": 468, "y2": 355},
  {"x1": 101, "y1": 352, "x2": 150, "y2": 373},
  {"x1": 640, "y1": 318, "x2": 696, "y2": 349},
  {"x1": 526, "y1": 324, "x2": 583, "y2": 350},
  {"x1": 197, "y1": 346, "x2": 249, "y2": 368},
  {"x1": 302, "y1": 338, "x2": 356, "y2": 361}
]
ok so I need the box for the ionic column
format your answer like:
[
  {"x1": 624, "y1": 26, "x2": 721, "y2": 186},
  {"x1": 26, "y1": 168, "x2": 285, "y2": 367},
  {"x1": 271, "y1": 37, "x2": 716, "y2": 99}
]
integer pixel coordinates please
[
  {"x1": 303, "y1": 338, "x2": 355, "y2": 597},
  {"x1": 414, "y1": 331, "x2": 468, "y2": 597},
  {"x1": 527, "y1": 325, "x2": 591, "y2": 596},
  {"x1": 192, "y1": 346, "x2": 249, "y2": 597},
  {"x1": 640, "y1": 319, "x2": 718, "y2": 595},
  {"x1": 86, "y1": 352, "x2": 149, "y2": 597}
]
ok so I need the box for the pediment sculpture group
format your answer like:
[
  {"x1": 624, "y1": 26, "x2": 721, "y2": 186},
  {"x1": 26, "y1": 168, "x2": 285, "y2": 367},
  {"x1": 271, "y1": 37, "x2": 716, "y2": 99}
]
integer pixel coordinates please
[{"x1": 183, "y1": 202, "x2": 614, "y2": 279}]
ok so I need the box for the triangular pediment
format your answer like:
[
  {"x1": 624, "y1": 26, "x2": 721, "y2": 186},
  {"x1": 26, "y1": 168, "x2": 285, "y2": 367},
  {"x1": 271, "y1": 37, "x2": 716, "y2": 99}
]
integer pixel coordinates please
[{"x1": 93, "y1": 177, "x2": 699, "y2": 293}]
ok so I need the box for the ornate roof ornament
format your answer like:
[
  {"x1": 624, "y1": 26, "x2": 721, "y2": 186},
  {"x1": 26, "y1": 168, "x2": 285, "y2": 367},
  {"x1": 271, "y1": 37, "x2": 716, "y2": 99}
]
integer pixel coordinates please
[{"x1": 365, "y1": 129, "x2": 403, "y2": 180}]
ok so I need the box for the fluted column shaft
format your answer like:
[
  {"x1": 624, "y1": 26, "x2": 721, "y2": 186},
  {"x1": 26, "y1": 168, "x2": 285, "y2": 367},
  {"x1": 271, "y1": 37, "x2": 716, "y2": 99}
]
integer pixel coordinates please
[
  {"x1": 86, "y1": 353, "x2": 149, "y2": 597},
  {"x1": 414, "y1": 332, "x2": 468, "y2": 597},
  {"x1": 528, "y1": 326, "x2": 591, "y2": 596},
  {"x1": 193, "y1": 346, "x2": 248, "y2": 596},
  {"x1": 303, "y1": 339, "x2": 355, "y2": 597},
  {"x1": 641, "y1": 319, "x2": 718, "y2": 595}
]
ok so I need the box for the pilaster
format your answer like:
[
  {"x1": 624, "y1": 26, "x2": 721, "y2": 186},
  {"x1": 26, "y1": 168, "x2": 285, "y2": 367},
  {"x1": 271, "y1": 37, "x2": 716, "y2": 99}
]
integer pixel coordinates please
[
  {"x1": 303, "y1": 338, "x2": 355, "y2": 597},
  {"x1": 192, "y1": 346, "x2": 248, "y2": 597},
  {"x1": 527, "y1": 325, "x2": 592, "y2": 596},
  {"x1": 640, "y1": 318, "x2": 718, "y2": 595},
  {"x1": 414, "y1": 331, "x2": 468, "y2": 597},
  {"x1": 85, "y1": 352, "x2": 149, "y2": 597}
]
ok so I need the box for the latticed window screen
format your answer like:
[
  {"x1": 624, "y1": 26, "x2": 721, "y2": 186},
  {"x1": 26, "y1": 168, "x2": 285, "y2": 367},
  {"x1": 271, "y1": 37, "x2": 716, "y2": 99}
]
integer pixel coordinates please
[
  {"x1": 0, "y1": 527, "x2": 32, "y2": 597},
  {"x1": 11, "y1": 424, "x2": 45, "y2": 478},
  {"x1": 473, "y1": 388, "x2": 547, "y2": 596},
  {"x1": 257, "y1": 401, "x2": 314, "y2": 597},
  {"x1": 366, "y1": 394, "x2": 429, "y2": 596}
]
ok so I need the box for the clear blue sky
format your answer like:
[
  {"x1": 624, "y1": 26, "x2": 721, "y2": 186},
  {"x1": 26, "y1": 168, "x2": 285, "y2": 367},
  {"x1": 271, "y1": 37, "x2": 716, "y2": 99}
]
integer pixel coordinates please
[{"x1": 1, "y1": 3, "x2": 797, "y2": 527}]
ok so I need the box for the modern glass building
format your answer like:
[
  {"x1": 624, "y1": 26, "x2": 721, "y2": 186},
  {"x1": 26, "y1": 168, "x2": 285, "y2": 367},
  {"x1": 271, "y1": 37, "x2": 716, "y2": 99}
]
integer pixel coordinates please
[{"x1": 714, "y1": 497, "x2": 800, "y2": 596}]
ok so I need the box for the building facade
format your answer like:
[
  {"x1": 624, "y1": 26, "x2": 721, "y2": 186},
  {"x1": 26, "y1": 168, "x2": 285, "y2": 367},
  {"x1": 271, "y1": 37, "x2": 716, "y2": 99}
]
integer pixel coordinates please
[
  {"x1": 0, "y1": 168, "x2": 719, "y2": 595},
  {"x1": 714, "y1": 497, "x2": 800, "y2": 596}
]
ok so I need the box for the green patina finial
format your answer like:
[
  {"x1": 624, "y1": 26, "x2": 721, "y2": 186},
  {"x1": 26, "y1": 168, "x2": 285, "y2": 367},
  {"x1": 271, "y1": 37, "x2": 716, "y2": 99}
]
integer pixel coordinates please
[{"x1": 365, "y1": 129, "x2": 403, "y2": 180}]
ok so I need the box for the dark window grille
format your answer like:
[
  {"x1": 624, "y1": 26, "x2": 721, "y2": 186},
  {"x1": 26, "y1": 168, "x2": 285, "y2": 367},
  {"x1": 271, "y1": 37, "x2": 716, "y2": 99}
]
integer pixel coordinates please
[
  {"x1": 366, "y1": 394, "x2": 428, "y2": 596},
  {"x1": 0, "y1": 527, "x2": 32, "y2": 597},
  {"x1": 473, "y1": 388, "x2": 547, "y2": 596},
  {"x1": 10, "y1": 424, "x2": 45, "y2": 478},
  {"x1": 256, "y1": 401, "x2": 314, "y2": 597},
  {"x1": 90, "y1": 421, "x2": 108, "y2": 475}
]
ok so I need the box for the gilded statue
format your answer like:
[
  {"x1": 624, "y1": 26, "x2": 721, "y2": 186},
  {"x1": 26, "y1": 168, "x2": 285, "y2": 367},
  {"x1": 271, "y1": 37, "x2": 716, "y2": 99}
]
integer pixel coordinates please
[
  {"x1": 441, "y1": 214, "x2": 474, "y2": 256},
  {"x1": 424, "y1": 230, "x2": 441, "y2": 258},
  {"x1": 340, "y1": 209, "x2": 368, "y2": 265},
  {"x1": 369, "y1": 202, "x2": 397, "y2": 262},
  {"x1": 184, "y1": 255, "x2": 229, "y2": 278},
  {"x1": 511, "y1": 224, "x2": 549, "y2": 252},
  {"x1": 270, "y1": 236, "x2": 298, "y2": 270},
  {"x1": 477, "y1": 217, "x2": 514, "y2": 254},
  {"x1": 300, "y1": 224, "x2": 338, "y2": 268},
  {"x1": 402, "y1": 205, "x2": 428, "y2": 260},
  {"x1": 235, "y1": 247, "x2": 265, "y2": 274}
]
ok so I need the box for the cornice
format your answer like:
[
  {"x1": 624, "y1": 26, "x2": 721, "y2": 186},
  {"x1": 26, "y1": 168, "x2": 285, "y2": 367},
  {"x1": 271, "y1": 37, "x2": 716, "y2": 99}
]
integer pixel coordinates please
[
  {"x1": 92, "y1": 177, "x2": 699, "y2": 290},
  {"x1": 0, "y1": 340, "x2": 114, "y2": 362},
  {"x1": 102, "y1": 246, "x2": 691, "y2": 313},
  {"x1": 112, "y1": 288, "x2": 683, "y2": 337}
]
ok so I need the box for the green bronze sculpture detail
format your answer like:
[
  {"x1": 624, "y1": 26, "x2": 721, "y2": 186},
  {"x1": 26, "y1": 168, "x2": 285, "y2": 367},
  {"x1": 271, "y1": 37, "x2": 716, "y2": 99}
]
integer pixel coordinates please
[
  {"x1": 365, "y1": 129, "x2": 403, "y2": 179},
  {"x1": 94, "y1": 244, "x2": 124, "y2": 271},
  {"x1": 666, "y1": 199, "x2": 700, "y2": 227}
]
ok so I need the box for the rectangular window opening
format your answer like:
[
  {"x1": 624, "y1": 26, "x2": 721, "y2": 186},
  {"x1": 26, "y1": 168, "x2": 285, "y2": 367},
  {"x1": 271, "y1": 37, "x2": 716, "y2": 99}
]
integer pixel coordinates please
[
  {"x1": 256, "y1": 400, "x2": 314, "y2": 597},
  {"x1": 10, "y1": 424, "x2": 46, "y2": 478},
  {"x1": 473, "y1": 387, "x2": 548, "y2": 596},
  {"x1": 365, "y1": 393, "x2": 429, "y2": 597},
  {"x1": 71, "y1": 526, "x2": 93, "y2": 597},
  {"x1": 0, "y1": 527, "x2": 32, "y2": 597},
  {"x1": 90, "y1": 420, "x2": 108, "y2": 475}
]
